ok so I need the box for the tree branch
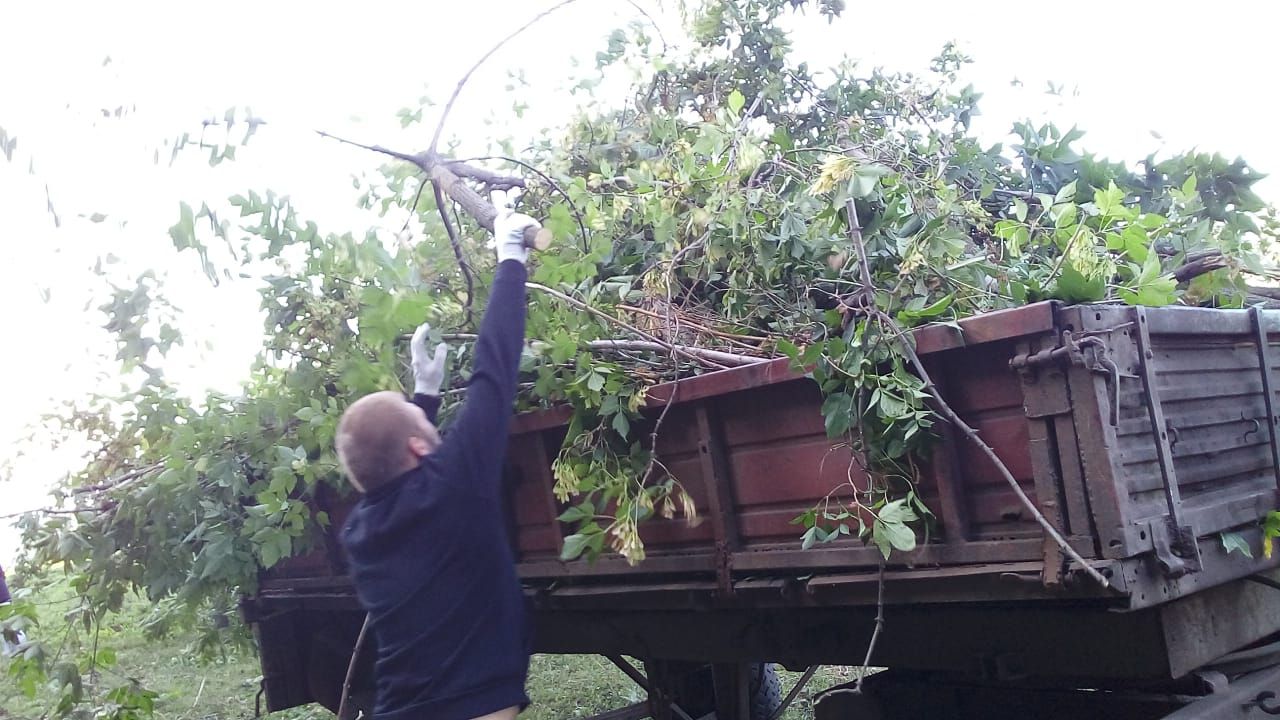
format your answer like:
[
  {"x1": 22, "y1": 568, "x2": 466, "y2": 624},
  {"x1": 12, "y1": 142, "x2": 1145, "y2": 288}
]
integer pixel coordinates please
[
  {"x1": 428, "y1": 0, "x2": 581, "y2": 154},
  {"x1": 889, "y1": 311, "x2": 1109, "y2": 588},
  {"x1": 432, "y1": 181, "x2": 476, "y2": 327},
  {"x1": 443, "y1": 161, "x2": 525, "y2": 190},
  {"x1": 454, "y1": 155, "x2": 591, "y2": 253},
  {"x1": 70, "y1": 462, "x2": 164, "y2": 495},
  {"x1": 526, "y1": 282, "x2": 730, "y2": 369},
  {"x1": 587, "y1": 340, "x2": 762, "y2": 366}
]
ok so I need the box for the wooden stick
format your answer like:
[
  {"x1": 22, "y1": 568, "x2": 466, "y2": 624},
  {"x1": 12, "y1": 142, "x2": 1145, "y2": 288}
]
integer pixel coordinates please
[
  {"x1": 526, "y1": 283, "x2": 728, "y2": 369},
  {"x1": 587, "y1": 340, "x2": 763, "y2": 366}
]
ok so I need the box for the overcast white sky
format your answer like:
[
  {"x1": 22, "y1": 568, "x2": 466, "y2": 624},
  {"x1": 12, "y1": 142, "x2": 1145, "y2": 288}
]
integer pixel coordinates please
[{"x1": 1, "y1": 1, "x2": 1277, "y2": 567}]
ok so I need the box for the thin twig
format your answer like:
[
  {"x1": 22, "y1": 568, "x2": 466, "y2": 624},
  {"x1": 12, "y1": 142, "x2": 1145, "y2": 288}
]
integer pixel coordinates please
[
  {"x1": 428, "y1": 333, "x2": 762, "y2": 365},
  {"x1": 315, "y1": 130, "x2": 425, "y2": 168},
  {"x1": 845, "y1": 198, "x2": 875, "y2": 298},
  {"x1": 432, "y1": 182, "x2": 475, "y2": 327},
  {"x1": 71, "y1": 462, "x2": 164, "y2": 495},
  {"x1": 587, "y1": 340, "x2": 761, "y2": 366},
  {"x1": 190, "y1": 676, "x2": 207, "y2": 712},
  {"x1": 622, "y1": 0, "x2": 668, "y2": 52},
  {"x1": 619, "y1": 305, "x2": 766, "y2": 346},
  {"x1": 400, "y1": 178, "x2": 430, "y2": 236},
  {"x1": 428, "y1": 0, "x2": 581, "y2": 154},
  {"x1": 0, "y1": 507, "x2": 101, "y2": 520},
  {"x1": 337, "y1": 614, "x2": 371, "y2": 720},
  {"x1": 820, "y1": 564, "x2": 887, "y2": 700},
  {"x1": 855, "y1": 561, "x2": 885, "y2": 693},
  {"x1": 889, "y1": 312, "x2": 1109, "y2": 588},
  {"x1": 840, "y1": 199, "x2": 1108, "y2": 588},
  {"x1": 526, "y1": 282, "x2": 728, "y2": 369},
  {"x1": 768, "y1": 664, "x2": 819, "y2": 720}
]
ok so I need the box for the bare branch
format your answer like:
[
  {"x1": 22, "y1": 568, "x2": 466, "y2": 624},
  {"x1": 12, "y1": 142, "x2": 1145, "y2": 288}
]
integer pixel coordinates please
[
  {"x1": 71, "y1": 462, "x2": 164, "y2": 495},
  {"x1": 432, "y1": 182, "x2": 476, "y2": 327},
  {"x1": 587, "y1": 340, "x2": 762, "y2": 366},
  {"x1": 444, "y1": 161, "x2": 525, "y2": 190},
  {"x1": 428, "y1": 0, "x2": 581, "y2": 154},
  {"x1": 526, "y1": 282, "x2": 729, "y2": 370},
  {"x1": 887, "y1": 310, "x2": 1110, "y2": 588},
  {"x1": 314, "y1": 130, "x2": 426, "y2": 168}
]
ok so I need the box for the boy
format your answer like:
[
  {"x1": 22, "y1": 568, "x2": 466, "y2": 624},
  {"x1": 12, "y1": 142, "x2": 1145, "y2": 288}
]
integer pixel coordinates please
[{"x1": 336, "y1": 211, "x2": 539, "y2": 720}]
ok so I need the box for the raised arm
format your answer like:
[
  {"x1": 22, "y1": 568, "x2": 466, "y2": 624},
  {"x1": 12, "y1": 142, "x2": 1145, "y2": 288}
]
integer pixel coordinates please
[{"x1": 437, "y1": 212, "x2": 538, "y2": 496}]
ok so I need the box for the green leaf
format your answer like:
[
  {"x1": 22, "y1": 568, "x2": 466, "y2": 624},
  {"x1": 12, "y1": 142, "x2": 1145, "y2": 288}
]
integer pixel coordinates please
[
  {"x1": 546, "y1": 203, "x2": 575, "y2": 243},
  {"x1": 1221, "y1": 531, "x2": 1254, "y2": 559},
  {"x1": 801, "y1": 525, "x2": 818, "y2": 550},
  {"x1": 168, "y1": 201, "x2": 196, "y2": 250},
  {"x1": 877, "y1": 498, "x2": 919, "y2": 525},
  {"x1": 587, "y1": 372, "x2": 605, "y2": 392},
  {"x1": 777, "y1": 338, "x2": 799, "y2": 361},
  {"x1": 1053, "y1": 265, "x2": 1107, "y2": 303},
  {"x1": 899, "y1": 294, "x2": 953, "y2": 322},
  {"x1": 557, "y1": 504, "x2": 590, "y2": 523},
  {"x1": 821, "y1": 392, "x2": 853, "y2": 438},
  {"x1": 871, "y1": 519, "x2": 914, "y2": 559},
  {"x1": 611, "y1": 412, "x2": 631, "y2": 438},
  {"x1": 727, "y1": 89, "x2": 745, "y2": 115},
  {"x1": 561, "y1": 533, "x2": 590, "y2": 561},
  {"x1": 1093, "y1": 180, "x2": 1125, "y2": 218},
  {"x1": 849, "y1": 173, "x2": 878, "y2": 199},
  {"x1": 1054, "y1": 180, "x2": 1077, "y2": 205}
]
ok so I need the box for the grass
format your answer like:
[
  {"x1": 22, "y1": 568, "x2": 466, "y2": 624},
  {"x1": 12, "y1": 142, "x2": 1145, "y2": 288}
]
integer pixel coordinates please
[{"x1": 1, "y1": 583, "x2": 861, "y2": 720}]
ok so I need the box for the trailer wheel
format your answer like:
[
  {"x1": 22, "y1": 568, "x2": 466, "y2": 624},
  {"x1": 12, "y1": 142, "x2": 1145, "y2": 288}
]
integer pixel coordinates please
[
  {"x1": 646, "y1": 661, "x2": 781, "y2": 720},
  {"x1": 749, "y1": 663, "x2": 782, "y2": 720}
]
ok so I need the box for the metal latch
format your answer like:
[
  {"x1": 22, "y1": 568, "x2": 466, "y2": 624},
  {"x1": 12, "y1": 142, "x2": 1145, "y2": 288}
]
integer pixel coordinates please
[
  {"x1": 1009, "y1": 330, "x2": 1126, "y2": 425},
  {"x1": 1148, "y1": 518, "x2": 1203, "y2": 578}
]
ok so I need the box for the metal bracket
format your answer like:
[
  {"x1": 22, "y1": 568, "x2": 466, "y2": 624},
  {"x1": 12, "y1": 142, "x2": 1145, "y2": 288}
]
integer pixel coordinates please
[
  {"x1": 1148, "y1": 518, "x2": 1203, "y2": 578},
  {"x1": 1134, "y1": 307, "x2": 1202, "y2": 578},
  {"x1": 1249, "y1": 306, "x2": 1280, "y2": 489},
  {"x1": 1009, "y1": 329, "x2": 1126, "y2": 425}
]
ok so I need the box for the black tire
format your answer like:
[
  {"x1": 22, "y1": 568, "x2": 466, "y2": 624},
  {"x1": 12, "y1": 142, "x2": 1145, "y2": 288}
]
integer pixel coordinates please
[
  {"x1": 750, "y1": 663, "x2": 783, "y2": 720},
  {"x1": 650, "y1": 661, "x2": 781, "y2": 720}
]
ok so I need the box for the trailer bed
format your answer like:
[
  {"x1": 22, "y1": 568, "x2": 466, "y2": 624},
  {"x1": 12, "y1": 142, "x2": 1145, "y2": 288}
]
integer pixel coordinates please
[{"x1": 246, "y1": 301, "x2": 1280, "y2": 714}]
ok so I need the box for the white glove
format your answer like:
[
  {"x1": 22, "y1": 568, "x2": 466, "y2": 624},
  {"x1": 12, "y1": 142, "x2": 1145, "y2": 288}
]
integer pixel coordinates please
[
  {"x1": 410, "y1": 323, "x2": 448, "y2": 396},
  {"x1": 494, "y1": 211, "x2": 541, "y2": 265}
]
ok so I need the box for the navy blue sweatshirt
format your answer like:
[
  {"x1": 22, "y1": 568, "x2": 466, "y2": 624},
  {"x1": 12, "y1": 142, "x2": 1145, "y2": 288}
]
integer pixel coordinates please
[{"x1": 341, "y1": 260, "x2": 530, "y2": 720}]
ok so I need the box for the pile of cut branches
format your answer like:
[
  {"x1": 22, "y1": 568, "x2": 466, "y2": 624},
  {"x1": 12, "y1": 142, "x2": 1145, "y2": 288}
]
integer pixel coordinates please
[{"x1": 15, "y1": 2, "x2": 1279, "y2": 665}]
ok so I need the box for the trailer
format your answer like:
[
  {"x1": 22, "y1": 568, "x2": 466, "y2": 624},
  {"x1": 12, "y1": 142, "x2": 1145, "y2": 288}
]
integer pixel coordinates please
[{"x1": 241, "y1": 301, "x2": 1280, "y2": 719}]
